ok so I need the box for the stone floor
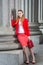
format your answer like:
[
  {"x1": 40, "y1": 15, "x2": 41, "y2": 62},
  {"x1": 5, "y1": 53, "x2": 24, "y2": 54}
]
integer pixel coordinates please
[{"x1": 22, "y1": 45, "x2": 43, "y2": 65}]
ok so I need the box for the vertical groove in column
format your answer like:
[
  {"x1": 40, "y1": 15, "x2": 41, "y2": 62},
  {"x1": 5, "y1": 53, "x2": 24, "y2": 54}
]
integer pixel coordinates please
[
  {"x1": 27, "y1": 0, "x2": 29, "y2": 19},
  {"x1": 34, "y1": 0, "x2": 38, "y2": 22},
  {"x1": 33, "y1": 0, "x2": 34, "y2": 22},
  {"x1": 40, "y1": 0, "x2": 41, "y2": 20},
  {"x1": 25, "y1": 0, "x2": 28, "y2": 18},
  {"x1": 29, "y1": 0, "x2": 31, "y2": 22},
  {"x1": 31, "y1": 0, "x2": 34, "y2": 22},
  {"x1": 41, "y1": 0, "x2": 42, "y2": 20},
  {"x1": 38, "y1": 0, "x2": 40, "y2": 22}
]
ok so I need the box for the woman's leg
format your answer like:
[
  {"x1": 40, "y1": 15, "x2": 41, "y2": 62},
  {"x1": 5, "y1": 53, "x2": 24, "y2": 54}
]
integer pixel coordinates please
[
  {"x1": 17, "y1": 34, "x2": 29, "y2": 63},
  {"x1": 29, "y1": 48, "x2": 36, "y2": 63},
  {"x1": 23, "y1": 46, "x2": 29, "y2": 63}
]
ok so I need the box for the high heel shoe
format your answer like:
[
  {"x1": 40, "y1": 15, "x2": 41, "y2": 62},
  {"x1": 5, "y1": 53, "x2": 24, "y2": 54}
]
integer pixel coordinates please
[
  {"x1": 24, "y1": 61, "x2": 29, "y2": 64},
  {"x1": 32, "y1": 61, "x2": 36, "y2": 64}
]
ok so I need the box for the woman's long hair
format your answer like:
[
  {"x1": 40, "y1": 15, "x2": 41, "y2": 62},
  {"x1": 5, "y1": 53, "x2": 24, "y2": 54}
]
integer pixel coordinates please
[{"x1": 16, "y1": 10, "x2": 25, "y2": 24}]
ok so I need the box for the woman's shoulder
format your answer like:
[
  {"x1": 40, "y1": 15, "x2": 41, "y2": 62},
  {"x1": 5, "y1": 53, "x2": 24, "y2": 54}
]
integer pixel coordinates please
[
  {"x1": 24, "y1": 18, "x2": 28, "y2": 22},
  {"x1": 24, "y1": 18, "x2": 28, "y2": 21}
]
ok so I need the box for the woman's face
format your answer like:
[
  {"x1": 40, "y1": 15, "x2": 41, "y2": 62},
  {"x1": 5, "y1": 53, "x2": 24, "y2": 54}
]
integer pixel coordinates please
[{"x1": 18, "y1": 11, "x2": 23, "y2": 18}]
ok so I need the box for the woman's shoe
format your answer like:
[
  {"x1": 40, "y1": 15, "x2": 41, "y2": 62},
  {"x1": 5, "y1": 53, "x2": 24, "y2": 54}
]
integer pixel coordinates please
[
  {"x1": 32, "y1": 61, "x2": 36, "y2": 64},
  {"x1": 24, "y1": 61, "x2": 29, "y2": 64}
]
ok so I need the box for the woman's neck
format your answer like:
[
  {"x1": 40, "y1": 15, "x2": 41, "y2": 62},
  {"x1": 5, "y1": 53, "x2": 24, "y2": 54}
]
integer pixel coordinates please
[{"x1": 19, "y1": 18, "x2": 21, "y2": 21}]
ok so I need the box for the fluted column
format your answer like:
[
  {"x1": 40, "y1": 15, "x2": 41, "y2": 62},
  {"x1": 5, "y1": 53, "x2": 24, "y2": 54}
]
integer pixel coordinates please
[
  {"x1": 2, "y1": 0, "x2": 9, "y2": 27},
  {"x1": 29, "y1": 0, "x2": 41, "y2": 35},
  {"x1": 29, "y1": 0, "x2": 41, "y2": 53},
  {"x1": 38, "y1": 0, "x2": 43, "y2": 34}
]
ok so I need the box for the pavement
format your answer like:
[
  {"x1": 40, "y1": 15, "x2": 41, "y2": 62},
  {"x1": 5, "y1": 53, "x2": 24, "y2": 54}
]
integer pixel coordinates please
[{"x1": 22, "y1": 45, "x2": 43, "y2": 65}]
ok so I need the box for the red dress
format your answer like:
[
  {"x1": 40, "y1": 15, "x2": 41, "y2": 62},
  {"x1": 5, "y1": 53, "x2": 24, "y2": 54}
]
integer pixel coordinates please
[{"x1": 11, "y1": 18, "x2": 34, "y2": 48}]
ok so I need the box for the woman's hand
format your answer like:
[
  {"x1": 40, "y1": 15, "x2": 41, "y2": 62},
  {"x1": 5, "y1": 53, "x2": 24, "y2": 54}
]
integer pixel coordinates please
[{"x1": 28, "y1": 36, "x2": 30, "y2": 40}]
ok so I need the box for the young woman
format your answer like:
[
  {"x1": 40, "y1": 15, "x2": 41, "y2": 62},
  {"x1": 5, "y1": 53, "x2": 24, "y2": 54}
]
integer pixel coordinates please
[{"x1": 11, "y1": 10, "x2": 36, "y2": 64}]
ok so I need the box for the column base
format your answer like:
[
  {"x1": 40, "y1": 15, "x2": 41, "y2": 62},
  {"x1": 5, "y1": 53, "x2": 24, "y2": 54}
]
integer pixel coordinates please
[
  {"x1": 0, "y1": 50, "x2": 24, "y2": 65},
  {"x1": 39, "y1": 23, "x2": 43, "y2": 44},
  {"x1": 39, "y1": 23, "x2": 43, "y2": 34},
  {"x1": 29, "y1": 22, "x2": 42, "y2": 35},
  {"x1": 0, "y1": 26, "x2": 21, "y2": 50},
  {"x1": 29, "y1": 22, "x2": 42, "y2": 53}
]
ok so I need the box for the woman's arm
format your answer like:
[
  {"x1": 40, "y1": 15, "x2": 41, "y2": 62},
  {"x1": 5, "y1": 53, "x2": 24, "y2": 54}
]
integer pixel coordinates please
[
  {"x1": 25, "y1": 19, "x2": 30, "y2": 39},
  {"x1": 25, "y1": 19, "x2": 30, "y2": 36},
  {"x1": 27, "y1": 19, "x2": 30, "y2": 40}
]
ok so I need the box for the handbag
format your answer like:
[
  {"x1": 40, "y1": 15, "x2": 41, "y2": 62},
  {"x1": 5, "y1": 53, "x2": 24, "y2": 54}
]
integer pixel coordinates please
[{"x1": 27, "y1": 40, "x2": 34, "y2": 49}]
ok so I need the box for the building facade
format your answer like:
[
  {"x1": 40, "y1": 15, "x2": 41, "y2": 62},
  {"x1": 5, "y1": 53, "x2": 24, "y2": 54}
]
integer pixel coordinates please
[
  {"x1": 0, "y1": 0, "x2": 43, "y2": 52},
  {"x1": 0, "y1": 0, "x2": 43, "y2": 31}
]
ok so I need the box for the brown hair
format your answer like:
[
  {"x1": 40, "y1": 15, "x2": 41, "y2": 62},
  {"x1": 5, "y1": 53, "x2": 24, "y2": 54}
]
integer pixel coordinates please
[{"x1": 16, "y1": 10, "x2": 25, "y2": 24}]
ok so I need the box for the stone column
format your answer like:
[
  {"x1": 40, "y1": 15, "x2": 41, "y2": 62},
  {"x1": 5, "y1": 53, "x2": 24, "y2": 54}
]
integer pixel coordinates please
[
  {"x1": 38, "y1": 0, "x2": 43, "y2": 45},
  {"x1": 2, "y1": 0, "x2": 8, "y2": 27},
  {"x1": 29, "y1": 0, "x2": 41, "y2": 35},
  {"x1": 29, "y1": 0, "x2": 41, "y2": 53},
  {"x1": 38, "y1": 0, "x2": 43, "y2": 34}
]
